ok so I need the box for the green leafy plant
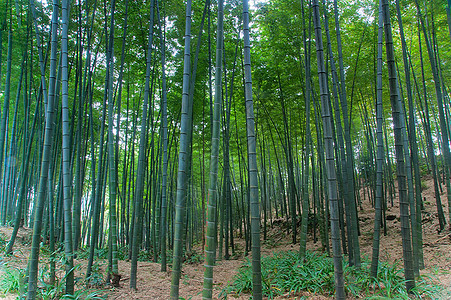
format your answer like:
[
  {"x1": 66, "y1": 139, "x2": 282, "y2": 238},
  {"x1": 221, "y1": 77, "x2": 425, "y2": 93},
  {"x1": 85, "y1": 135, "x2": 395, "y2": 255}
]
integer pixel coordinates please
[
  {"x1": 409, "y1": 273, "x2": 443, "y2": 299},
  {"x1": 182, "y1": 274, "x2": 190, "y2": 285},
  {"x1": 184, "y1": 250, "x2": 203, "y2": 265},
  {"x1": 60, "y1": 289, "x2": 108, "y2": 299},
  {"x1": 262, "y1": 236, "x2": 281, "y2": 248},
  {"x1": 36, "y1": 263, "x2": 77, "y2": 299},
  {"x1": 225, "y1": 251, "x2": 442, "y2": 299},
  {"x1": 74, "y1": 247, "x2": 90, "y2": 260},
  {"x1": 96, "y1": 248, "x2": 109, "y2": 259},
  {"x1": 0, "y1": 232, "x2": 8, "y2": 253},
  {"x1": 138, "y1": 250, "x2": 153, "y2": 261},
  {"x1": 0, "y1": 266, "x2": 25, "y2": 295},
  {"x1": 86, "y1": 262, "x2": 105, "y2": 287},
  {"x1": 117, "y1": 246, "x2": 129, "y2": 260},
  {"x1": 36, "y1": 276, "x2": 107, "y2": 300},
  {"x1": 37, "y1": 278, "x2": 67, "y2": 300},
  {"x1": 34, "y1": 264, "x2": 107, "y2": 300},
  {"x1": 420, "y1": 180, "x2": 428, "y2": 191}
]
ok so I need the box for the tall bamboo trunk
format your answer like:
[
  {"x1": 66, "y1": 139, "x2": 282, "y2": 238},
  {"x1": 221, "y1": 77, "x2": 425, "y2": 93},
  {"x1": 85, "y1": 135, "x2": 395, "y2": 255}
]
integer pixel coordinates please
[
  {"x1": 381, "y1": 0, "x2": 416, "y2": 292},
  {"x1": 26, "y1": 0, "x2": 59, "y2": 297},
  {"x1": 371, "y1": 2, "x2": 385, "y2": 277},
  {"x1": 243, "y1": 0, "x2": 262, "y2": 297},
  {"x1": 312, "y1": 0, "x2": 345, "y2": 298},
  {"x1": 202, "y1": 0, "x2": 223, "y2": 296},
  {"x1": 130, "y1": 0, "x2": 155, "y2": 289},
  {"x1": 170, "y1": 0, "x2": 193, "y2": 297}
]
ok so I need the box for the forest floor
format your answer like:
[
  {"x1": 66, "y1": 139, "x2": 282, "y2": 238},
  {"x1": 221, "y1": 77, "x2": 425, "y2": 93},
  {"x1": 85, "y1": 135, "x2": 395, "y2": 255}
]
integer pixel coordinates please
[{"x1": 1, "y1": 176, "x2": 451, "y2": 299}]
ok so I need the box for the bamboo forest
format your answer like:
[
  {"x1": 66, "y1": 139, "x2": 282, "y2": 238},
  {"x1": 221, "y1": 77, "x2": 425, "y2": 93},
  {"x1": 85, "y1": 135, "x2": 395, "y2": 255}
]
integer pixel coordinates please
[{"x1": 0, "y1": 0, "x2": 450, "y2": 298}]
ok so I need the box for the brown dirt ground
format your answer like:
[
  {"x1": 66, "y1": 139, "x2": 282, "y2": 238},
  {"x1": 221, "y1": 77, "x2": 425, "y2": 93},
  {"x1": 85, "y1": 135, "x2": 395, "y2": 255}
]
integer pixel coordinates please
[{"x1": 1, "y1": 176, "x2": 451, "y2": 299}]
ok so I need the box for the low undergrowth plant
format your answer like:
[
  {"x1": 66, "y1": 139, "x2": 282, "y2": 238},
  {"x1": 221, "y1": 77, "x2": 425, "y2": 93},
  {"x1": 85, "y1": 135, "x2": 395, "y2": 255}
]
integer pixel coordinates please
[
  {"x1": 184, "y1": 250, "x2": 204, "y2": 264},
  {"x1": 86, "y1": 261, "x2": 106, "y2": 287},
  {"x1": 0, "y1": 263, "x2": 107, "y2": 300},
  {"x1": 38, "y1": 263, "x2": 108, "y2": 300},
  {"x1": 0, "y1": 266, "x2": 25, "y2": 295},
  {"x1": 225, "y1": 250, "x2": 442, "y2": 299},
  {"x1": 38, "y1": 278, "x2": 107, "y2": 300},
  {"x1": 0, "y1": 232, "x2": 7, "y2": 252},
  {"x1": 76, "y1": 246, "x2": 149, "y2": 261}
]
